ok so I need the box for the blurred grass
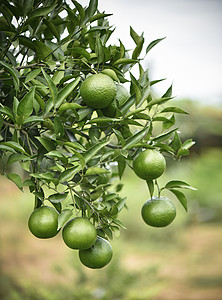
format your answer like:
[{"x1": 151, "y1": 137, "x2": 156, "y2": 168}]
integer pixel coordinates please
[{"x1": 0, "y1": 147, "x2": 222, "y2": 299}]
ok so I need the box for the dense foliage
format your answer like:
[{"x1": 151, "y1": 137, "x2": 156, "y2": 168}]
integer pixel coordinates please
[{"x1": 0, "y1": 0, "x2": 195, "y2": 241}]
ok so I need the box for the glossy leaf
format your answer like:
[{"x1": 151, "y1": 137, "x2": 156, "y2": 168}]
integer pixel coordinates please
[
  {"x1": 29, "y1": 6, "x2": 55, "y2": 19},
  {"x1": 165, "y1": 180, "x2": 197, "y2": 190},
  {"x1": 55, "y1": 77, "x2": 81, "y2": 109},
  {"x1": 58, "y1": 209, "x2": 73, "y2": 230},
  {"x1": 146, "y1": 180, "x2": 154, "y2": 198},
  {"x1": 17, "y1": 87, "x2": 35, "y2": 120},
  {"x1": 6, "y1": 173, "x2": 23, "y2": 190},
  {"x1": 169, "y1": 189, "x2": 188, "y2": 211},
  {"x1": 146, "y1": 37, "x2": 166, "y2": 54},
  {"x1": 160, "y1": 106, "x2": 189, "y2": 114},
  {"x1": 41, "y1": 68, "x2": 57, "y2": 105},
  {"x1": 84, "y1": 140, "x2": 111, "y2": 163},
  {"x1": 48, "y1": 192, "x2": 69, "y2": 203},
  {"x1": 123, "y1": 127, "x2": 148, "y2": 150},
  {"x1": 0, "y1": 60, "x2": 19, "y2": 90}
]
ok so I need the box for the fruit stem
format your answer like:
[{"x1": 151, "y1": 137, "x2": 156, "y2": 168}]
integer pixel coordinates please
[
  {"x1": 68, "y1": 185, "x2": 78, "y2": 215},
  {"x1": 155, "y1": 180, "x2": 161, "y2": 198}
]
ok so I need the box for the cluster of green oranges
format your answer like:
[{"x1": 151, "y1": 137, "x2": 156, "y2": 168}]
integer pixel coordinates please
[
  {"x1": 28, "y1": 207, "x2": 112, "y2": 269},
  {"x1": 28, "y1": 72, "x2": 176, "y2": 269},
  {"x1": 80, "y1": 72, "x2": 176, "y2": 228}
]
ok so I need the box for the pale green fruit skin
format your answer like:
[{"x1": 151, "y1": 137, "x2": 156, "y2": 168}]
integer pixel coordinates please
[
  {"x1": 133, "y1": 149, "x2": 166, "y2": 180},
  {"x1": 62, "y1": 217, "x2": 97, "y2": 250},
  {"x1": 141, "y1": 197, "x2": 176, "y2": 227},
  {"x1": 79, "y1": 237, "x2": 113, "y2": 269},
  {"x1": 28, "y1": 206, "x2": 59, "y2": 239},
  {"x1": 80, "y1": 74, "x2": 117, "y2": 109}
]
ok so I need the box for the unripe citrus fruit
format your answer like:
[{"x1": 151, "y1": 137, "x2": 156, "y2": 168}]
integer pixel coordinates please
[
  {"x1": 141, "y1": 196, "x2": 176, "y2": 227},
  {"x1": 79, "y1": 236, "x2": 113, "y2": 269},
  {"x1": 62, "y1": 217, "x2": 97, "y2": 250},
  {"x1": 80, "y1": 74, "x2": 117, "y2": 109},
  {"x1": 133, "y1": 149, "x2": 166, "y2": 180},
  {"x1": 28, "y1": 206, "x2": 59, "y2": 239}
]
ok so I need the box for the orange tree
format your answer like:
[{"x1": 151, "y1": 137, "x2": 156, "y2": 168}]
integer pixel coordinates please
[{"x1": 0, "y1": 0, "x2": 195, "y2": 267}]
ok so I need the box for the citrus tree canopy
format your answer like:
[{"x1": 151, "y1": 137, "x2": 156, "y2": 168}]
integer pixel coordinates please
[{"x1": 0, "y1": 0, "x2": 195, "y2": 268}]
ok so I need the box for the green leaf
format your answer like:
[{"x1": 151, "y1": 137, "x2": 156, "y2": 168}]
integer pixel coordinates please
[
  {"x1": 146, "y1": 180, "x2": 154, "y2": 198},
  {"x1": 90, "y1": 13, "x2": 112, "y2": 23},
  {"x1": 169, "y1": 189, "x2": 188, "y2": 211},
  {"x1": 113, "y1": 58, "x2": 137, "y2": 66},
  {"x1": 72, "y1": 0, "x2": 85, "y2": 22},
  {"x1": 181, "y1": 139, "x2": 196, "y2": 150},
  {"x1": 25, "y1": 69, "x2": 41, "y2": 83},
  {"x1": 41, "y1": 68, "x2": 57, "y2": 105},
  {"x1": 123, "y1": 127, "x2": 148, "y2": 150},
  {"x1": 18, "y1": 36, "x2": 36, "y2": 51},
  {"x1": 162, "y1": 114, "x2": 175, "y2": 130},
  {"x1": 85, "y1": 167, "x2": 110, "y2": 176},
  {"x1": 85, "y1": 0, "x2": 98, "y2": 19},
  {"x1": 116, "y1": 156, "x2": 126, "y2": 179},
  {"x1": 0, "y1": 23, "x2": 16, "y2": 33},
  {"x1": 1, "y1": 141, "x2": 28, "y2": 155},
  {"x1": 177, "y1": 139, "x2": 195, "y2": 158},
  {"x1": 64, "y1": 141, "x2": 85, "y2": 151},
  {"x1": 165, "y1": 180, "x2": 197, "y2": 190},
  {"x1": 130, "y1": 26, "x2": 142, "y2": 45},
  {"x1": 48, "y1": 192, "x2": 69, "y2": 203},
  {"x1": 54, "y1": 117, "x2": 64, "y2": 137},
  {"x1": 119, "y1": 95, "x2": 136, "y2": 115},
  {"x1": 136, "y1": 85, "x2": 150, "y2": 108},
  {"x1": 152, "y1": 128, "x2": 178, "y2": 144},
  {"x1": 88, "y1": 117, "x2": 119, "y2": 124},
  {"x1": 0, "y1": 114, "x2": 3, "y2": 130},
  {"x1": 55, "y1": 77, "x2": 81, "y2": 109},
  {"x1": 112, "y1": 219, "x2": 127, "y2": 230},
  {"x1": 0, "y1": 60, "x2": 19, "y2": 91},
  {"x1": 17, "y1": 87, "x2": 35, "y2": 121},
  {"x1": 23, "y1": 0, "x2": 34, "y2": 16},
  {"x1": 116, "y1": 197, "x2": 127, "y2": 212},
  {"x1": 95, "y1": 34, "x2": 104, "y2": 64},
  {"x1": 146, "y1": 37, "x2": 166, "y2": 54},
  {"x1": 69, "y1": 47, "x2": 90, "y2": 60},
  {"x1": 132, "y1": 37, "x2": 144, "y2": 60},
  {"x1": 23, "y1": 116, "x2": 44, "y2": 124},
  {"x1": 162, "y1": 84, "x2": 173, "y2": 98},
  {"x1": 58, "y1": 103, "x2": 82, "y2": 114},
  {"x1": 36, "y1": 137, "x2": 56, "y2": 152},
  {"x1": 170, "y1": 132, "x2": 182, "y2": 151},
  {"x1": 0, "y1": 106, "x2": 14, "y2": 121},
  {"x1": 43, "y1": 19, "x2": 60, "y2": 41},
  {"x1": 147, "y1": 96, "x2": 173, "y2": 108},
  {"x1": 57, "y1": 209, "x2": 73, "y2": 230},
  {"x1": 58, "y1": 166, "x2": 80, "y2": 183},
  {"x1": 7, "y1": 153, "x2": 31, "y2": 165},
  {"x1": 160, "y1": 106, "x2": 189, "y2": 114},
  {"x1": 71, "y1": 150, "x2": 86, "y2": 170},
  {"x1": 33, "y1": 41, "x2": 52, "y2": 61},
  {"x1": 84, "y1": 140, "x2": 111, "y2": 163},
  {"x1": 6, "y1": 173, "x2": 23, "y2": 191},
  {"x1": 29, "y1": 5, "x2": 55, "y2": 19}
]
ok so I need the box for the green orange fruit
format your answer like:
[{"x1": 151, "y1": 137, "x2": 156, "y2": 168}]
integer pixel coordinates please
[
  {"x1": 80, "y1": 74, "x2": 117, "y2": 109},
  {"x1": 62, "y1": 217, "x2": 97, "y2": 250},
  {"x1": 141, "y1": 196, "x2": 176, "y2": 227},
  {"x1": 79, "y1": 236, "x2": 113, "y2": 269},
  {"x1": 28, "y1": 206, "x2": 59, "y2": 239},
  {"x1": 133, "y1": 149, "x2": 166, "y2": 180}
]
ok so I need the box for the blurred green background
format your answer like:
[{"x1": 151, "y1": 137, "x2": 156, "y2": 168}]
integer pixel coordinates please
[{"x1": 0, "y1": 100, "x2": 222, "y2": 300}]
